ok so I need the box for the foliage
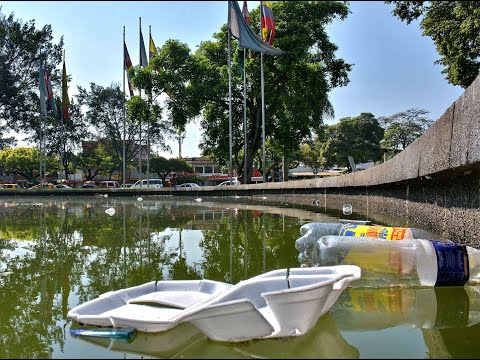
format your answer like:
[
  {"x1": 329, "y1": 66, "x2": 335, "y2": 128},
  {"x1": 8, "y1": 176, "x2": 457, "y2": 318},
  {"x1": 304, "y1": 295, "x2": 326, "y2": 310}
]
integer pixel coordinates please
[
  {"x1": 385, "y1": 1, "x2": 480, "y2": 88},
  {"x1": 379, "y1": 108, "x2": 433, "y2": 150},
  {"x1": 0, "y1": 146, "x2": 59, "y2": 181},
  {"x1": 320, "y1": 113, "x2": 384, "y2": 170},
  {"x1": 77, "y1": 83, "x2": 142, "y2": 176},
  {"x1": 131, "y1": 2, "x2": 352, "y2": 183},
  {"x1": 0, "y1": 7, "x2": 63, "y2": 134},
  {"x1": 148, "y1": 156, "x2": 193, "y2": 182},
  {"x1": 75, "y1": 144, "x2": 114, "y2": 181}
]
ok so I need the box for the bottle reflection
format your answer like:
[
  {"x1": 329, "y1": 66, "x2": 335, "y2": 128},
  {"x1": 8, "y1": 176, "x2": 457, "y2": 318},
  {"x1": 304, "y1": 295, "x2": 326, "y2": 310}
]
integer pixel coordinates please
[{"x1": 330, "y1": 285, "x2": 480, "y2": 358}]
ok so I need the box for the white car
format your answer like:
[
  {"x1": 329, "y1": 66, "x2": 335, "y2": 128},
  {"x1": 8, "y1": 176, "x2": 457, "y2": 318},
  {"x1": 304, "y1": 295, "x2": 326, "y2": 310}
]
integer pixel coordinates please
[
  {"x1": 178, "y1": 183, "x2": 200, "y2": 188},
  {"x1": 55, "y1": 184, "x2": 72, "y2": 189},
  {"x1": 131, "y1": 179, "x2": 164, "y2": 188},
  {"x1": 217, "y1": 180, "x2": 241, "y2": 186}
]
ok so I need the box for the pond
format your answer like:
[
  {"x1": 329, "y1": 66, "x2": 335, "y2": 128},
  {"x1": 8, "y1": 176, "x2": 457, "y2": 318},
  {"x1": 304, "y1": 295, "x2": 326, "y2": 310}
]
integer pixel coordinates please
[{"x1": 0, "y1": 195, "x2": 479, "y2": 359}]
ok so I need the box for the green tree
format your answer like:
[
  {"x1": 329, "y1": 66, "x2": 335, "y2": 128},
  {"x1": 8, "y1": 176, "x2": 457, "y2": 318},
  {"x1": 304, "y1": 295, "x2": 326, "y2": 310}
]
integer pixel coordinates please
[
  {"x1": 321, "y1": 113, "x2": 384, "y2": 170},
  {"x1": 75, "y1": 145, "x2": 114, "y2": 181},
  {"x1": 385, "y1": 1, "x2": 480, "y2": 88},
  {"x1": 148, "y1": 156, "x2": 193, "y2": 183},
  {"x1": 132, "y1": 2, "x2": 351, "y2": 184},
  {"x1": 0, "y1": 7, "x2": 63, "y2": 133},
  {"x1": 380, "y1": 108, "x2": 433, "y2": 151},
  {"x1": 0, "y1": 147, "x2": 59, "y2": 182},
  {"x1": 196, "y1": 2, "x2": 351, "y2": 183},
  {"x1": 78, "y1": 83, "x2": 144, "y2": 178}
]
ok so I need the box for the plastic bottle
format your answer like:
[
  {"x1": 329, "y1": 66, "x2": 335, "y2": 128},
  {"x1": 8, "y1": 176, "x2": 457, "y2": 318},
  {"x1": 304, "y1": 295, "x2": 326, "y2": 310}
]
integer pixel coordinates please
[
  {"x1": 301, "y1": 235, "x2": 480, "y2": 287},
  {"x1": 295, "y1": 222, "x2": 437, "y2": 265},
  {"x1": 330, "y1": 285, "x2": 480, "y2": 331}
]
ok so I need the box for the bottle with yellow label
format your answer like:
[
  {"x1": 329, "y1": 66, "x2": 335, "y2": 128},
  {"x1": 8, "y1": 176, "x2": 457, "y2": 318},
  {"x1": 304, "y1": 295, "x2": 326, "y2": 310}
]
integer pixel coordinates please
[{"x1": 295, "y1": 222, "x2": 435, "y2": 265}]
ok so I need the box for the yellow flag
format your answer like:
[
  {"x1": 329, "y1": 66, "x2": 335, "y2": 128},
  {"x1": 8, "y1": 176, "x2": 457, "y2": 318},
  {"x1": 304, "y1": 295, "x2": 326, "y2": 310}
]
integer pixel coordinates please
[{"x1": 149, "y1": 33, "x2": 158, "y2": 61}]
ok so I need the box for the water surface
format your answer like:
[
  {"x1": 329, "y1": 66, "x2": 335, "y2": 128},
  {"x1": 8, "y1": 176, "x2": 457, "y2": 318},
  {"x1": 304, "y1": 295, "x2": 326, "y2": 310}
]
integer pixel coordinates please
[{"x1": 0, "y1": 196, "x2": 478, "y2": 359}]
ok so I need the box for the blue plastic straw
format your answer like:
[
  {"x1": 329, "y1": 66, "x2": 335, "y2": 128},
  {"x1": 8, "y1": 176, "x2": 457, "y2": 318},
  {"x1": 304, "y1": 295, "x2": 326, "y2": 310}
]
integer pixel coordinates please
[{"x1": 69, "y1": 327, "x2": 136, "y2": 339}]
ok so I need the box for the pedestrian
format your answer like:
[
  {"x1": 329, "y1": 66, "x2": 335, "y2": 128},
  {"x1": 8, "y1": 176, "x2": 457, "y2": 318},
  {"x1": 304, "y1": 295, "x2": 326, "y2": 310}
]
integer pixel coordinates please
[{"x1": 170, "y1": 173, "x2": 177, "y2": 190}]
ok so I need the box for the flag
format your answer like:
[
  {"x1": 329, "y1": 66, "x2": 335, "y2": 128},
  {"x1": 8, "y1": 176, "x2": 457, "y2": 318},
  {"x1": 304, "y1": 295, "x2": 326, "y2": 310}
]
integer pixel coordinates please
[
  {"x1": 45, "y1": 70, "x2": 58, "y2": 117},
  {"x1": 227, "y1": 0, "x2": 283, "y2": 55},
  {"x1": 140, "y1": 28, "x2": 148, "y2": 67},
  {"x1": 242, "y1": 0, "x2": 250, "y2": 23},
  {"x1": 62, "y1": 59, "x2": 70, "y2": 122},
  {"x1": 261, "y1": 1, "x2": 276, "y2": 45},
  {"x1": 149, "y1": 33, "x2": 157, "y2": 61},
  {"x1": 124, "y1": 41, "x2": 134, "y2": 96},
  {"x1": 39, "y1": 64, "x2": 47, "y2": 117}
]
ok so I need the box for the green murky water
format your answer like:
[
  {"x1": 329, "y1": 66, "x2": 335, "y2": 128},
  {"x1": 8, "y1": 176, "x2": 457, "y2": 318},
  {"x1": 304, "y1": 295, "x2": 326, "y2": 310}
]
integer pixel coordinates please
[{"x1": 0, "y1": 196, "x2": 478, "y2": 359}]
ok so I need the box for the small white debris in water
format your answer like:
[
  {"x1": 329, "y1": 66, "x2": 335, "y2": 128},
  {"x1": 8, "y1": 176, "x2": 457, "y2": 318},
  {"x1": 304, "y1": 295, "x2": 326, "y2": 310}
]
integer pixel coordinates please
[
  {"x1": 234, "y1": 195, "x2": 240, "y2": 199},
  {"x1": 105, "y1": 208, "x2": 115, "y2": 216},
  {"x1": 195, "y1": 198, "x2": 202, "y2": 202},
  {"x1": 137, "y1": 197, "x2": 143, "y2": 201},
  {"x1": 262, "y1": 196, "x2": 267, "y2": 200},
  {"x1": 102, "y1": 194, "x2": 108, "y2": 198}
]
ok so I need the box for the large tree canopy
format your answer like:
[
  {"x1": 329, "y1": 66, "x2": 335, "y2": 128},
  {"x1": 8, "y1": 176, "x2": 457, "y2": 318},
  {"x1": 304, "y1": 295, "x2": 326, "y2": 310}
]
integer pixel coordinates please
[
  {"x1": 131, "y1": 1, "x2": 352, "y2": 183},
  {"x1": 320, "y1": 113, "x2": 384, "y2": 170},
  {"x1": 0, "y1": 7, "x2": 63, "y2": 131},
  {"x1": 385, "y1": 1, "x2": 480, "y2": 88}
]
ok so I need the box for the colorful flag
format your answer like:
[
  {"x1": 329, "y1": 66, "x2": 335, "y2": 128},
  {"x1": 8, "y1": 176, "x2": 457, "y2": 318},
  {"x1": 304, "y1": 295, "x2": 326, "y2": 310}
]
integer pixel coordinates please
[
  {"x1": 45, "y1": 70, "x2": 58, "y2": 117},
  {"x1": 62, "y1": 59, "x2": 70, "y2": 122},
  {"x1": 242, "y1": 0, "x2": 250, "y2": 23},
  {"x1": 149, "y1": 33, "x2": 157, "y2": 61},
  {"x1": 227, "y1": 0, "x2": 283, "y2": 55},
  {"x1": 261, "y1": 1, "x2": 276, "y2": 45},
  {"x1": 140, "y1": 28, "x2": 148, "y2": 67},
  {"x1": 124, "y1": 41, "x2": 134, "y2": 96},
  {"x1": 39, "y1": 65, "x2": 47, "y2": 117}
]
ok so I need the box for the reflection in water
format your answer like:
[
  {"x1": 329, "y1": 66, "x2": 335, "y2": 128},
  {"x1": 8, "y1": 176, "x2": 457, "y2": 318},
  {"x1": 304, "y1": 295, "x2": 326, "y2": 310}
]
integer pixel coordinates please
[
  {"x1": 71, "y1": 314, "x2": 359, "y2": 359},
  {"x1": 0, "y1": 196, "x2": 333, "y2": 358},
  {"x1": 331, "y1": 286, "x2": 480, "y2": 330},
  {"x1": 2, "y1": 196, "x2": 478, "y2": 358}
]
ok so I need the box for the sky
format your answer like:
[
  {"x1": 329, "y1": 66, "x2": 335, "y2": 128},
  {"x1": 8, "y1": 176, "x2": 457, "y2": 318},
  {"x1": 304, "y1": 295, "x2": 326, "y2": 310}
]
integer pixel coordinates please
[{"x1": 0, "y1": 1, "x2": 464, "y2": 158}]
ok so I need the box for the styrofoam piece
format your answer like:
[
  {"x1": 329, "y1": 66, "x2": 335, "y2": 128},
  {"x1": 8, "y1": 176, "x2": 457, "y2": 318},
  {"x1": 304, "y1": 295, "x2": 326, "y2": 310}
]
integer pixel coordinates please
[{"x1": 68, "y1": 266, "x2": 361, "y2": 341}]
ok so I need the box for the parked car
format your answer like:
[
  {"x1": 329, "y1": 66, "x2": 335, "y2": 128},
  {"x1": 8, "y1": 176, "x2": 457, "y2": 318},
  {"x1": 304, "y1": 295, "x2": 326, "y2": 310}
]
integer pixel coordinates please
[
  {"x1": 80, "y1": 183, "x2": 98, "y2": 189},
  {"x1": 0, "y1": 183, "x2": 19, "y2": 189},
  {"x1": 55, "y1": 184, "x2": 72, "y2": 189},
  {"x1": 178, "y1": 183, "x2": 200, "y2": 188},
  {"x1": 98, "y1": 180, "x2": 119, "y2": 188},
  {"x1": 131, "y1": 179, "x2": 163, "y2": 188},
  {"x1": 217, "y1": 180, "x2": 241, "y2": 186},
  {"x1": 120, "y1": 183, "x2": 134, "y2": 189},
  {"x1": 29, "y1": 183, "x2": 55, "y2": 190}
]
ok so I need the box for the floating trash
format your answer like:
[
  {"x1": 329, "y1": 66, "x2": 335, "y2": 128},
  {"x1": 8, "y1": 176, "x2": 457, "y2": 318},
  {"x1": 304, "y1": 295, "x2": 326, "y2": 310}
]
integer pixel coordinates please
[
  {"x1": 195, "y1": 198, "x2": 202, "y2": 202},
  {"x1": 105, "y1": 208, "x2": 115, "y2": 216},
  {"x1": 137, "y1": 197, "x2": 143, "y2": 202},
  {"x1": 342, "y1": 203, "x2": 352, "y2": 215}
]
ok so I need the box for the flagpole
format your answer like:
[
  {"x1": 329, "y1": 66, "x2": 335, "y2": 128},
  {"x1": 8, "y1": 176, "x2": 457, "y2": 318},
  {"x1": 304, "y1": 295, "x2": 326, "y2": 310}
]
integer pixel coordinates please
[
  {"x1": 243, "y1": 47, "x2": 247, "y2": 184},
  {"x1": 39, "y1": 60, "x2": 43, "y2": 188},
  {"x1": 60, "y1": 50, "x2": 65, "y2": 182},
  {"x1": 147, "y1": 25, "x2": 151, "y2": 189},
  {"x1": 228, "y1": 29, "x2": 233, "y2": 184},
  {"x1": 138, "y1": 17, "x2": 143, "y2": 188},
  {"x1": 43, "y1": 65, "x2": 47, "y2": 186},
  {"x1": 123, "y1": 26, "x2": 126, "y2": 187},
  {"x1": 260, "y1": 3, "x2": 266, "y2": 183}
]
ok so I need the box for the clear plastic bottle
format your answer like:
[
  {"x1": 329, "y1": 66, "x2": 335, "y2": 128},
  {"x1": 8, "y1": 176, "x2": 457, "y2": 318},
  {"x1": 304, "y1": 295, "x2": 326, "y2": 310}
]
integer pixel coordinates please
[
  {"x1": 295, "y1": 222, "x2": 437, "y2": 266},
  {"x1": 302, "y1": 235, "x2": 480, "y2": 287}
]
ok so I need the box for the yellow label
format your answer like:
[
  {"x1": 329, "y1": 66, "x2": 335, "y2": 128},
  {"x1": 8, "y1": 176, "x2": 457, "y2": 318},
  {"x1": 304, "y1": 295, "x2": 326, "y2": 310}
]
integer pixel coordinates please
[{"x1": 339, "y1": 224, "x2": 412, "y2": 240}]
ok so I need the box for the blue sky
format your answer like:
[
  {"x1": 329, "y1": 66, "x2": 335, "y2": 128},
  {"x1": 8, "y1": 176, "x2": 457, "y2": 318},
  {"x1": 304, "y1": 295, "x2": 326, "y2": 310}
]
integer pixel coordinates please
[{"x1": 0, "y1": 1, "x2": 464, "y2": 158}]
